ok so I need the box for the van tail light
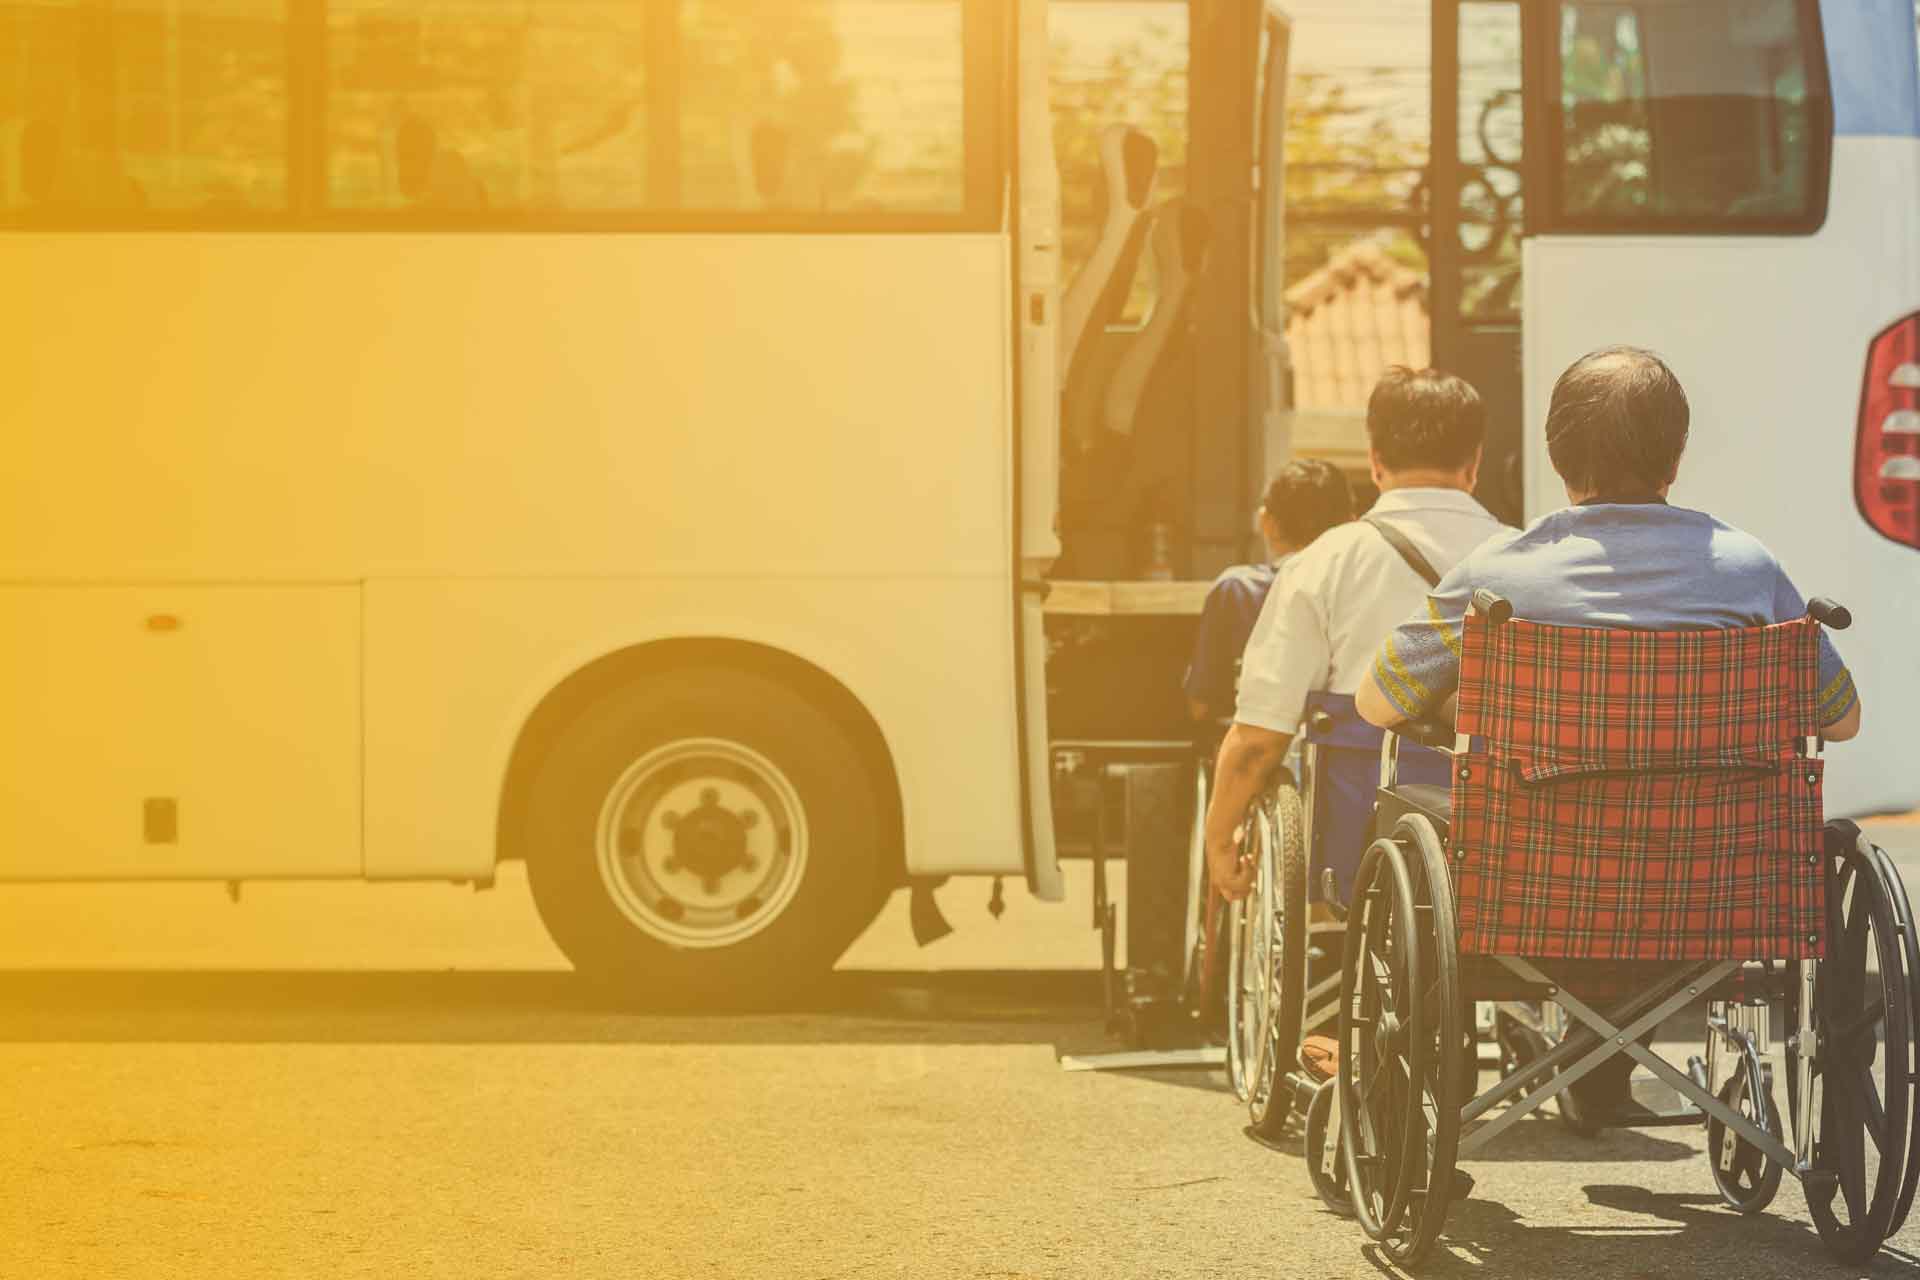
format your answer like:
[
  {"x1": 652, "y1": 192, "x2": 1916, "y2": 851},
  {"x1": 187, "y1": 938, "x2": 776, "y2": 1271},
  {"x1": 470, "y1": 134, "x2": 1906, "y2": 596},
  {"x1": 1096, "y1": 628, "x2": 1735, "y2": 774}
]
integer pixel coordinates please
[{"x1": 1858, "y1": 312, "x2": 1920, "y2": 550}]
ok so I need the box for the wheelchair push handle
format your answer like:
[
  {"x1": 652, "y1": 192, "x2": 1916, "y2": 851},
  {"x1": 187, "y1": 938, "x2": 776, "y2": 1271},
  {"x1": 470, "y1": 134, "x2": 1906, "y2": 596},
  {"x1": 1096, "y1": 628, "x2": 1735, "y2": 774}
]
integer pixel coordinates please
[
  {"x1": 1806, "y1": 597, "x2": 1852, "y2": 631},
  {"x1": 1470, "y1": 588, "x2": 1513, "y2": 624}
]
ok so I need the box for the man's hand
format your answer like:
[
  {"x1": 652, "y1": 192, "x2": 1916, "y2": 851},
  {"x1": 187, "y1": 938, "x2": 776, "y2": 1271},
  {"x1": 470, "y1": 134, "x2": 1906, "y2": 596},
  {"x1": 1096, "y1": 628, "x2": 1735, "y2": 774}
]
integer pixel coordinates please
[
  {"x1": 1203, "y1": 722, "x2": 1292, "y2": 901},
  {"x1": 1206, "y1": 819, "x2": 1256, "y2": 901}
]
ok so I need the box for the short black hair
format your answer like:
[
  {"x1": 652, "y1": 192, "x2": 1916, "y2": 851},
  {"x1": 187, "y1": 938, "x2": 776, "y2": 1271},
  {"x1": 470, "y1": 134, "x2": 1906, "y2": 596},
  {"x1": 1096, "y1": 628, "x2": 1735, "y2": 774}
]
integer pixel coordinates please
[
  {"x1": 1545, "y1": 346, "x2": 1690, "y2": 497},
  {"x1": 1262, "y1": 459, "x2": 1354, "y2": 549},
  {"x1": 1366, "y1": 367, "x2": 1486, "y2": 472}
]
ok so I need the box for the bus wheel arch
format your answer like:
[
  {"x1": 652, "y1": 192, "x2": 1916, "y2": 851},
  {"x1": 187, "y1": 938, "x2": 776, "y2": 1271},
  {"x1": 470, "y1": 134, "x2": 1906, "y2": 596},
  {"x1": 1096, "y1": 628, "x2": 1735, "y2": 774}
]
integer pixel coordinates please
[{"x1": 497, "y1": 640, "x2": 905, "y2": 1005}]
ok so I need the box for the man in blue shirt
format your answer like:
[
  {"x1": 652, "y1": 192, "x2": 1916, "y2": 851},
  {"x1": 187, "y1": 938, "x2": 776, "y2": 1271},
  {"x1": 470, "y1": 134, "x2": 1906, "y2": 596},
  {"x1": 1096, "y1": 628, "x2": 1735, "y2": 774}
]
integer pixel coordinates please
[
  {"x1": 1184, "y1": 459, "x2": 1354, "y2": 722},
  {"x1": 1357, "y1": 345, "x2": 1861, "y2": 1118},
  {"x1": 1358, "y1": 347, "x2": 1860, "y2": 739}
]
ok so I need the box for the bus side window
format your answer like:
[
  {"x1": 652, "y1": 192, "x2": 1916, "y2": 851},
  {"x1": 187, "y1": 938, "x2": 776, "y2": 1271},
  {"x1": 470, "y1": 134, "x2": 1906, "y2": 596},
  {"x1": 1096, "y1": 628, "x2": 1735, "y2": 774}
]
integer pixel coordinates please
[
  {"x1": 1555, "y1": 0, "x2": 1826, "y2": 228},
  {"x1": 0, "y1": 0, "x2": 287, "y2": 214},
  {"x1": 321, "y1": 0, "x2": 969, "y2": 218}
]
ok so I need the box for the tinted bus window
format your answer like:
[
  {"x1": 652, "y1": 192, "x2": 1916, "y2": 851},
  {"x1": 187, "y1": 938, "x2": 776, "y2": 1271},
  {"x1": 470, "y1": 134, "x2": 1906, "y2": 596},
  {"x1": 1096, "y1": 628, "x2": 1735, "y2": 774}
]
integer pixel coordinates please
[
  {"x1": 1554, "y1": 0, "x2": 1829, "y2": 230},
  {"x1": 1049, "y1": 0, "x2": 1188, "y2": 324},
  {"x1": 325, "y1": 0, "x2": 968, "y2": 215},
  {"x1": 0, "y1": 0, "x2": 287, "y2": 213}
]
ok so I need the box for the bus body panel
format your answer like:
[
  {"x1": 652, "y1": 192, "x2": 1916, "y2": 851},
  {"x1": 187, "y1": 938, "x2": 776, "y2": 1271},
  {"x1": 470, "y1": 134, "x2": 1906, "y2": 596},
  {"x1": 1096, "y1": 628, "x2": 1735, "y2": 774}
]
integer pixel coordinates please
[
  {"x1": 0, "y1": 232, "x2": 1022, "y2": 881},
  {"x1": 0, "y1": 584, "x2": 362, "y2": 879},
  {"x1": 362, "y1": 576, "x2": 1023, "y2": 882},
  {"x1": 1523, "y1": 135, "x2": 1920, "y2": 819},
  {"x1": 0, "y1": 233, "x2": 1011, "y2": 582}
]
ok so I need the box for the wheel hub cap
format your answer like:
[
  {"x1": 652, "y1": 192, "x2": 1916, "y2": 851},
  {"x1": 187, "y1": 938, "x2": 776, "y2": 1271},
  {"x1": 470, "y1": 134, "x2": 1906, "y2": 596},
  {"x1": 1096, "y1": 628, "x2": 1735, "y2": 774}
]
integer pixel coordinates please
[
  {"x1": 596, "y1": 738, "x2": 809, "y2": 950},
  {"x1": 663, "y1": 789, "x2": 758, "y2": 893}
]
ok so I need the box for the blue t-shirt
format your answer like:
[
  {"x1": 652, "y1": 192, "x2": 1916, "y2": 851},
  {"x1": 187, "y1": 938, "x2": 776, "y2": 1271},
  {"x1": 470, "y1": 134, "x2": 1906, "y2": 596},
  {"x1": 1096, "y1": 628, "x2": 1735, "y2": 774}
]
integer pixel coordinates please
[
  {"x1": 1373, "y1": 501, "x2": 1858, "y2": 727},
  {"x1": 1184, "y1": 559, "x2": 1282, "y2": 717}
]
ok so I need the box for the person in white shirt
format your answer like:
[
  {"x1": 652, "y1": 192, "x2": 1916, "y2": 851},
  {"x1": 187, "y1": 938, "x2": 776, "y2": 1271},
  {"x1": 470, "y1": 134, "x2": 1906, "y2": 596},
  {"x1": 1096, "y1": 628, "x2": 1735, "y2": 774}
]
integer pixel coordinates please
[{"x1": 1205, "y1": 367, "x2": 1507, "y2": 900}]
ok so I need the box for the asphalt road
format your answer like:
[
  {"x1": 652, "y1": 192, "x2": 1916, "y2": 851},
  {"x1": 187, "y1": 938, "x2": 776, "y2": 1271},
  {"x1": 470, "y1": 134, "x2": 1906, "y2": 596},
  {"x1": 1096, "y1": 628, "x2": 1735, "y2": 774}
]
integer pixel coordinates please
[{"x1": 1, "y1": 820, "x2": 1917, "y2": 1279}]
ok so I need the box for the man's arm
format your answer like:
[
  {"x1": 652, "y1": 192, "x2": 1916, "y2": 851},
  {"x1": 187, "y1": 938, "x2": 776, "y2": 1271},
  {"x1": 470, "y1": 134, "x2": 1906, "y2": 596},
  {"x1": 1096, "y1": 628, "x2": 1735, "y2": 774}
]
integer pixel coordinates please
[
  {"x1": 1356, "y1": 669, "x2": 1408, "y2": 729},
  {"x1": 1203, "y1": 723, "x2": 1291, "y2": 900},
  {"x1": 1205, "y1": 561, "x2": 1326, "y2": 898},
  {"x1": 1359, "y1": 582, "x2": 1473, "y2": 729},
  {"x1": 1772, "y1": 566, "x2": 1862, "y2": 742}
]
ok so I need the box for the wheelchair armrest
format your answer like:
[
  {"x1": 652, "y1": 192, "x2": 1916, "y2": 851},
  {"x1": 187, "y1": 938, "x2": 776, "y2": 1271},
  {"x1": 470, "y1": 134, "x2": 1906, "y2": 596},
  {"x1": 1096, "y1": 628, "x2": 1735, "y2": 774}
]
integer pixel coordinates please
[
  {"x1": 1395, "y1": 719, "x2": 1456, "y2": 751},
  {"x1": 1392, "y1": 693, "x2": 1459, "y2": 752}
]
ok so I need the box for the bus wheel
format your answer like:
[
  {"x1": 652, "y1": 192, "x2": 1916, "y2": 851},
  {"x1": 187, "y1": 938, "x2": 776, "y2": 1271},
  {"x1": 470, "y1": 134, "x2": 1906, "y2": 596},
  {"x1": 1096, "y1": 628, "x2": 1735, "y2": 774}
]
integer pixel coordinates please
[{"x1": 523, "y1": 666, "x2": 886, "y2": 1008}]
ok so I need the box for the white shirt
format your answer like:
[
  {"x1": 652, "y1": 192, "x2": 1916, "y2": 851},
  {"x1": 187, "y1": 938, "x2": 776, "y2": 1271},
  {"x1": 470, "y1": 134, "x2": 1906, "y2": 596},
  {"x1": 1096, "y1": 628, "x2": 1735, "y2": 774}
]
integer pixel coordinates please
[{"x1": 1233, "y1": 487, "x2": 1506, "y2": 734}]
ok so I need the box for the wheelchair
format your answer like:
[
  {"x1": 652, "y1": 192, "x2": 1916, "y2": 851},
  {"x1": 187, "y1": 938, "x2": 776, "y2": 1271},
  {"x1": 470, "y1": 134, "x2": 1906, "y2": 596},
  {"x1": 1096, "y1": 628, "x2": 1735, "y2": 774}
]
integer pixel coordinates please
[
  {"x1": 1219, "y1": 694, "x2": 1561, "y2": 1159},
  {"x1": 1328, "y1": 591, "x2": 1920, "y2": 1267}
]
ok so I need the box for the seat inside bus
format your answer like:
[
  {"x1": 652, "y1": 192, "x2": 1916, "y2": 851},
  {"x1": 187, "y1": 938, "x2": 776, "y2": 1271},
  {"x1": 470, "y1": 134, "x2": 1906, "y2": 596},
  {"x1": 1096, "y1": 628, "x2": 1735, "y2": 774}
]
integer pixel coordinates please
[
  {"x1": 1056, "y1": 123, "x2": 1216, "y2": 583},
  {"x1": 1060, "y1": 124, "x2": 1158, "y2": 393}
]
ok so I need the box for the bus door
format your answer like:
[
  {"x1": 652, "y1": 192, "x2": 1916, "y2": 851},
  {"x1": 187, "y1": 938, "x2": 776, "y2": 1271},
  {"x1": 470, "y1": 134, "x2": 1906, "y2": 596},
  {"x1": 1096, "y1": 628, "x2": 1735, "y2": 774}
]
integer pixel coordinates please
[
  {"x1": 1429, "y1": 0, "x2": 1537, "y2": 524},
  {"x1": 1016, "y1": 0, "x2": 1065, "y2": 902},
  {"x1": 1251, "y1": 5, "x2": 1293, "y2": 516}
]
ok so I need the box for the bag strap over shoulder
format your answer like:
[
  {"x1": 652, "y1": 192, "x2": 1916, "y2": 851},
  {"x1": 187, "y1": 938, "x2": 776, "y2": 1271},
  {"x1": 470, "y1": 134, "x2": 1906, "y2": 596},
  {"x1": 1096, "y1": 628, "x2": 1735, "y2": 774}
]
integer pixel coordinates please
[{"x1": 1362, "y1": 515, "x2": 1442, "y2": 589}]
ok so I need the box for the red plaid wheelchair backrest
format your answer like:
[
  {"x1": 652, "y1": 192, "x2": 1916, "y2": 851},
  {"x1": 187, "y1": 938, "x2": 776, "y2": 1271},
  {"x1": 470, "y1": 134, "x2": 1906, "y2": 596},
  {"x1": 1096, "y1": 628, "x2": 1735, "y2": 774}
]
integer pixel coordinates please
[{"x1": 1447, "y1": 614, "x2": 1828, "y2": 961}]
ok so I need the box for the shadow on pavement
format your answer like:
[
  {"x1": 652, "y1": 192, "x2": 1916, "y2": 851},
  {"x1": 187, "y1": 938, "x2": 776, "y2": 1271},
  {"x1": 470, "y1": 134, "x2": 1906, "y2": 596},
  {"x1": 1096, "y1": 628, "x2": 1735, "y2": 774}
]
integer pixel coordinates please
[
  {"x1": 0, "y1": 968, "x2": 1144, "y2": 1048},
  {"x1": 1458, "y1": 1110, "x2": 1694, "y2": 1163},
  {"x1": 1377, "y1": 1185, "x2": 1920, "y2": 1278}
]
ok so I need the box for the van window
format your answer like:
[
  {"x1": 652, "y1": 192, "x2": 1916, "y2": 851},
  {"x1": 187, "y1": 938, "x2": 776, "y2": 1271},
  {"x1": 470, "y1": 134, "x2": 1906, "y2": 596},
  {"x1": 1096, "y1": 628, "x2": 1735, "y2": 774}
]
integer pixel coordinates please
[{"x1": 1552, "y1": 0, "x2": 1829, "y2": 231}]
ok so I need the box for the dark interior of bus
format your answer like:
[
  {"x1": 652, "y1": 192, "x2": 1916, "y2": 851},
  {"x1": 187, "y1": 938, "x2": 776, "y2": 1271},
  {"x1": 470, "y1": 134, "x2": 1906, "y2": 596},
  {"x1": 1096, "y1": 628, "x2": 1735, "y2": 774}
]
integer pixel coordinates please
[
  {"x1": 1043, "y1": 0, "x2": 1535, "y2": 747},
  {"x1": 1043, "y1": 0, "x2": 1827, "y2": 750}
]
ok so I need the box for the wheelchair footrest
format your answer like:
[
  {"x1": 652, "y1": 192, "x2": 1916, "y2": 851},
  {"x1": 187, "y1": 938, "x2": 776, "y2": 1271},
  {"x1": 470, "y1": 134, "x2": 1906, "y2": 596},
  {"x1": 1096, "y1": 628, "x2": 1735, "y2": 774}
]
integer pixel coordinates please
[
  {"x1": 1591, "y1": 1075, "x2": 1705, "y2": 1130},
  {"x1": 1592, "y1": 1101, "x2": 1704, "y2": 1129}
]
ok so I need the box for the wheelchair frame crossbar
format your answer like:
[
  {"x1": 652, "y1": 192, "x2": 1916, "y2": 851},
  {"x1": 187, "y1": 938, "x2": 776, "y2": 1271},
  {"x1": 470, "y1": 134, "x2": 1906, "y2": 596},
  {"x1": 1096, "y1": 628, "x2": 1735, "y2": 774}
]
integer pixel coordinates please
[
  {"x1": 1526, "y1": 958, "x2": 1801, "y2": 1171},
  {"x1": 1456, "y1": 958, "x2": 1787, "y2": 1162},
  {"x1": 1457, "y1": 959, "x2": 1711, "y2": 1134}
]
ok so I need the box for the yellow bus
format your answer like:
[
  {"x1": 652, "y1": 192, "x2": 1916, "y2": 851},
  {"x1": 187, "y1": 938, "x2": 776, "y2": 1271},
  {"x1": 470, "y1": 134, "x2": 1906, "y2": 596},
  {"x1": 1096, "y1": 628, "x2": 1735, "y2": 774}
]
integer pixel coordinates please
[
  {"x1": 0, "y1": 0, "x2": 1312, "y2": 1002},
  {"x1": 6, "y1": 0, "x2": 1915, "y2": 1005}
]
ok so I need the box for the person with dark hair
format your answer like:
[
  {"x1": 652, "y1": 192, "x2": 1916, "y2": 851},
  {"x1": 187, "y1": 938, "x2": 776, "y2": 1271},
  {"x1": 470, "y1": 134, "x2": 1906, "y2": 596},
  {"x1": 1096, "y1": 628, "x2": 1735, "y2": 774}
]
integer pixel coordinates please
[
  {"x1": 1355, "y1": 345, "x2": 1861, "y2": 1121},
  {"x1": 1205, "y1": 367, "x2": 1506, "y2": 898},
  {"x1": 1184, "y1": 459, "x2": 1355, "y2": 722}
]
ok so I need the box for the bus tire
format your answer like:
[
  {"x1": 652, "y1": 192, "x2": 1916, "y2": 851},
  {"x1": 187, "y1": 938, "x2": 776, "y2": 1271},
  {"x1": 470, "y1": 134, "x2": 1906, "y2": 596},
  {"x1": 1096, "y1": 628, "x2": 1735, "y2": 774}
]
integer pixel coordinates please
[{"x1": 523, "y1": 665, "x2": 886, "y2": 1008}]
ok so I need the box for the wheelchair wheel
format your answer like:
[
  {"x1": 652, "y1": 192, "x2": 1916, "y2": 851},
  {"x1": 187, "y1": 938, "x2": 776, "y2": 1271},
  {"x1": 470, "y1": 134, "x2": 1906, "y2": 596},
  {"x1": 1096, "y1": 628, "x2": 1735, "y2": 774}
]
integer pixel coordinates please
[
  {"x1": 1304, "y1": 1076, "x2": 1352, "y2": 1216},
  {"x1": 1337, "y1": 816, "x2": 1465, "y2": 1268},
  {"x1": 1706, "y1": 1067, "x2": 1784, "y2": 1215},
  {"x1": 1862, "y1": 838, "x2": 1920, "y2": 1235},
  {"x1": 1180, "y1": 763, "x2": 1208, "y2": 1007},
  {"x1": 1793, "y1": 827, "x2": 1917, "y2": 1264},
  {"x1": 1225, "y1": 802, "x2": 1272, "y2": 1104},
  {"x1": 1248, "y1": 783, "x2": 1308, "y2": 1138}
]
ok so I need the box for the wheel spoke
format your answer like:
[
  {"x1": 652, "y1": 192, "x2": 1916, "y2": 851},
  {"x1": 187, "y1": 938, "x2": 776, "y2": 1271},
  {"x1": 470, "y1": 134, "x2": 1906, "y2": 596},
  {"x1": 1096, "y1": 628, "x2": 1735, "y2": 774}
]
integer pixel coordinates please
[
  {"x1": 1856, "y1": 1065, "x2": 1888, "y2": 1155},
  {"x1": 1831, "y1": 999, "x2": 1886, "y2": 1055},
  {"x1": 1365, "y1": 1051, "x2": 1405, "y2": 1108},
  {"x1": 1831, "y1": 1090, "x2": 1869, "y2": 1220},
  {"x1": 1365, "y1": 953, "x2": 1395, "y2": 1017}
]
